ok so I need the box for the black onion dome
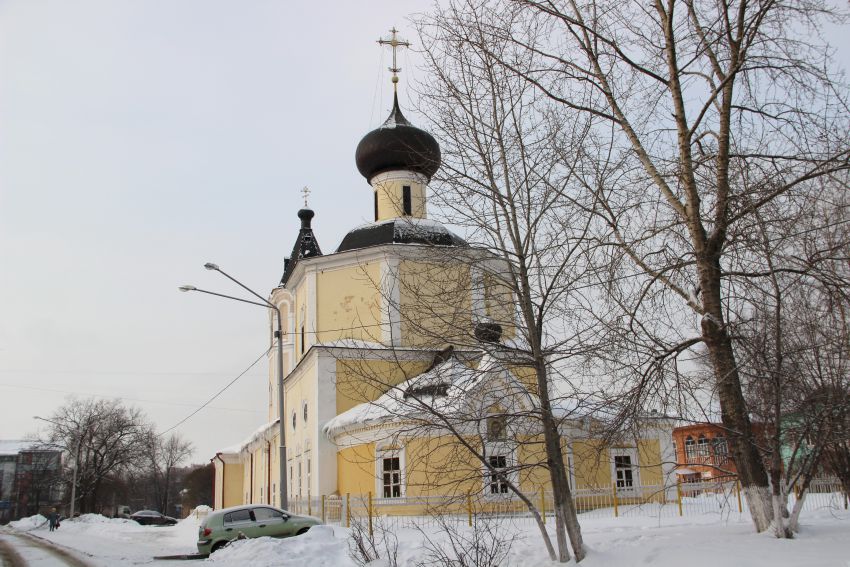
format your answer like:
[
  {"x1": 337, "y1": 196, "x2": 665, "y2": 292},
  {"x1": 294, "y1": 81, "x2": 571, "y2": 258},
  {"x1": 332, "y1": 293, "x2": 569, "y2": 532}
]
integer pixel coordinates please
[{"x1": 355, "y1": 92, "x2": 441, "y2": 183}]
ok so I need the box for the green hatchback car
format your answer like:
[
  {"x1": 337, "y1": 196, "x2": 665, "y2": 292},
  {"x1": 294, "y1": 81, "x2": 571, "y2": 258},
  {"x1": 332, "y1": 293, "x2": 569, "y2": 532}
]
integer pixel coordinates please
[{"x1": 197, "y1": 505, "x2": 322, "y2": 555}]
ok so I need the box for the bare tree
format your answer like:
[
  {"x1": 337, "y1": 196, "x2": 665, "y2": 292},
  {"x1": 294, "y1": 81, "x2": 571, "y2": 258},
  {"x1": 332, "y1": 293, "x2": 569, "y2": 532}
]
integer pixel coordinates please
[
  {"x1": 41, "y1": 398, "x2": 152, "y2": 514},
  {"x1": 427, "y1": 0, "x2": 850, "y2": 532},
  {"x1": 143, "y1": 432, "x2": 194, "y2": 515}
]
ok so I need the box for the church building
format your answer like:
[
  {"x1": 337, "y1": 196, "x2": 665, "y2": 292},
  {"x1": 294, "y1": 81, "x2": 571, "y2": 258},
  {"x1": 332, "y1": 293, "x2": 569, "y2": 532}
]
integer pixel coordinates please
[{"x1": 211, "y1": 33, "x2": 676, "y2": 513}]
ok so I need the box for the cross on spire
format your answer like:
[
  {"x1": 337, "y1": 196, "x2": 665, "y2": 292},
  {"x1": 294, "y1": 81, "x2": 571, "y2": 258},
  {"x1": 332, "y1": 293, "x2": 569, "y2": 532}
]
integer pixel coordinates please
[
  {"x1": 378, "y1": 27, "x2": 411, "y2": 91},
  {"x1": 301, "y1": 186, "x2": 311, "y2": 207}
]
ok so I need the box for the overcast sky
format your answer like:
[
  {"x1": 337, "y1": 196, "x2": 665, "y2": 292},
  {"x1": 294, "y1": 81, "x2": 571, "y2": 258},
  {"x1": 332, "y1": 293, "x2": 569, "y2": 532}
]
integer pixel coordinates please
[
  {"x1": 1, "y1": 1, "x2": 848, "y2": 464},
  {"x1": 0, "y1": 0, "x2": 433, "y2": 461}
]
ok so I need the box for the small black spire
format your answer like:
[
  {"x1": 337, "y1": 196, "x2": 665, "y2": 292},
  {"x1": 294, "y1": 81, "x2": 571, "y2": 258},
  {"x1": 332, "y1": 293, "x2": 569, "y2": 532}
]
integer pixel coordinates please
[{"x1": 280, "y1": 207, "x2": 322, "y2": 286}]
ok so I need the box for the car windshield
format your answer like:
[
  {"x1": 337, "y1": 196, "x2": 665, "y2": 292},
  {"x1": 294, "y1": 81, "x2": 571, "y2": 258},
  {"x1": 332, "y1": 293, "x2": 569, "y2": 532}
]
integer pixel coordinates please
[{"x1": 136, "y1": 511, "x2": 159, "y2": 516}]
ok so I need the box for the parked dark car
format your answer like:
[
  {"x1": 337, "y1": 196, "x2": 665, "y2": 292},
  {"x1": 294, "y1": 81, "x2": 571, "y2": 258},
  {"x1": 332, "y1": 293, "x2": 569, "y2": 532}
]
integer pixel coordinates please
[{"x1": 130, "y1": 510, "x2": 178, "y2": 526}]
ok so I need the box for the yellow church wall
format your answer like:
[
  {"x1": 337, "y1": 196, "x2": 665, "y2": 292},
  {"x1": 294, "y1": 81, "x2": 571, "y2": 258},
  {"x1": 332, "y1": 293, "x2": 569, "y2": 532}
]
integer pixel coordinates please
[
  {"x1": 571, "y1": 439, "x2": 610, "y2": 489},
  {"x1": 335, "y1": 358, "x2": 430, "y2": 415},
  {"x1": 295, "y1": 279, "x2": 308, "y2": 363},
  {"x1": 337, "y1": 444, "x2": 376, "y2": 496},
  {"x1": 283, "y1": 354, "x2": 318, "y2": 500},
  {"x1": 483, "y1": 272, "x2": 516, "y2": 340},
  {"x1": 398, "y1": 260, "x2": 472, "y2": 348},
  {"x1": 374, "y1": 178, "x2": 427, "y2": 221},
  {"x1": 637, "y1": 438, "x2": 663, "y2": 487},
  {"x1": 316, "y1": 263, "x2": 382, "y2": 344}
]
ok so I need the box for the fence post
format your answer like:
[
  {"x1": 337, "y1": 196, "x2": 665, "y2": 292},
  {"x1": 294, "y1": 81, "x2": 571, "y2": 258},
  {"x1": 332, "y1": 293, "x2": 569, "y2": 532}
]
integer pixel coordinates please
[
  {"x1": 368, "y1": 491, "x2": 373, "y2": 537},
  {"x1": 676, "y1": 480, "x2": 683, "y2": 517},
  {"x1": 321, "y1": 494, "x2": 326, "y2": 523},
  {"x1": 345, "y1": 492, "x2": 350, "y2": 528},
  {"x1": 736, "y1": 480, "x2": 743, "y2": 514},
  {"x1": 540, "y1": 488, "x2": 546, "y2": 525},
  {"x1": 612, "y1": 483, "x2": 619, "y2": 518},
  {"x1": 467, "y1": 494, "x2": 472, "y2": 527}
]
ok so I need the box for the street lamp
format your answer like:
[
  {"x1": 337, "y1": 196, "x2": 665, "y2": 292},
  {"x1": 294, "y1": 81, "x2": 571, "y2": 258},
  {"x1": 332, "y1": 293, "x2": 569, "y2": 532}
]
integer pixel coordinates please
[
  {"x1": 180, "y1": 263, "x2": 288, "y2": 510},
  {"x1": 33, "y1": 415, "x2": 84, "y2": 519}
]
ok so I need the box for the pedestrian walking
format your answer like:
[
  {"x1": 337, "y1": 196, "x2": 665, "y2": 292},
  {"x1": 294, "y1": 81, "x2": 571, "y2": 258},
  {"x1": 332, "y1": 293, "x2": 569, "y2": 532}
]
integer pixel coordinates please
[{"x1": 47, "y1": 508, "x2": 59, "y2": 532}]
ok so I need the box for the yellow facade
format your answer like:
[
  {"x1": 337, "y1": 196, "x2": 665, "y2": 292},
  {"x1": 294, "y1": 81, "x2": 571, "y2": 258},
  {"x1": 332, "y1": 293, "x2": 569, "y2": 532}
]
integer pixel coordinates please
[
  {"x1": 316, "y1": 262, "x2": 382, "y2": 344},
  {"x1": 335, "y1": 358, "x2": 430, "y2": 415},
  {"x1": 373, "y1": 175, "x2": 427, "y2": 221}
]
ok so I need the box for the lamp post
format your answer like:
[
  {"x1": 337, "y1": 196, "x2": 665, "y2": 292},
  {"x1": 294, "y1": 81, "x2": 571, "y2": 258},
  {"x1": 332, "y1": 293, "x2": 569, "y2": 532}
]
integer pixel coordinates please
[
  {"x1": 33, "y1": 415, "x2": 84, "y2": 519},
  {"x1": 180, "y1": 263, "x2": 288, "y2": 510}
]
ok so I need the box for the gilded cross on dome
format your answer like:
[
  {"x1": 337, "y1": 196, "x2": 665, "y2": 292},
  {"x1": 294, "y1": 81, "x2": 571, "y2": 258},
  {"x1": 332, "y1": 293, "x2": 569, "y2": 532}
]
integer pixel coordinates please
[
  {"x1": 301, "y1": 186, "x2": 311, "y2": 207},
  {"x1": 378, "y1": 27, "x2": 411, "y2": 90}
]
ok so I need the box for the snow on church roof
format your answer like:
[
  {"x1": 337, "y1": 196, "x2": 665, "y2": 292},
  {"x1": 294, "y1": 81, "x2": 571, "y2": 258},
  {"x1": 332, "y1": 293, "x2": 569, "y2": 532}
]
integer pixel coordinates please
[{"x1": 322, "y1": 352, "x2": 535, "y2": 439}]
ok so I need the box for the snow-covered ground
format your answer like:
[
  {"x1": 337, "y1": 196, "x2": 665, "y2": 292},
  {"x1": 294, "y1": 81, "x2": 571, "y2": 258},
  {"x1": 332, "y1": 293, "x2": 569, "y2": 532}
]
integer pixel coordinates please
[{"x1": 7, "y1": 507, "x2": 849, "y2": 566}]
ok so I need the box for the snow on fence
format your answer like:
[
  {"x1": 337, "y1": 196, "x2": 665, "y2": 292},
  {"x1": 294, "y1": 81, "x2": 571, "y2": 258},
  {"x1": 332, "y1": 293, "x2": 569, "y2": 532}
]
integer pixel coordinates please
[{"x1": 284, "y1": 477, "x2": 847, "y2": 532}]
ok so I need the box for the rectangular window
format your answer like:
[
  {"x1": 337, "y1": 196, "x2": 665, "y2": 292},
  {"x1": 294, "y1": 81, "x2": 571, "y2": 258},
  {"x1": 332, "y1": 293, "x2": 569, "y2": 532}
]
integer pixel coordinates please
[
  {"x1": 300, "y1": 324, "x2": 305, "y2": 354},
  {"x1": 305, "y1": 455, "x2": 311, "y2": 498},
  {"x1": 488, "y1": 455, "x2": 508, "y2": 494},
  {"x1": 224, "y1": 509, "x2": 252, "y2": 524},
  {"x1": 382, "y1": 456, "x2": 402, "y2": 498},
  {"x1": 298, "y1": 462, "x2": 302, "y2": 498},
  {"x1": 402, "y1": 186, "x2": 412, "y2": 215},
  {"x1": 374, "y1": 191, "x2": 379, "y2": 221},
  {"x1": 614, "y1": 455, "x2": 634, "y2": 489}
]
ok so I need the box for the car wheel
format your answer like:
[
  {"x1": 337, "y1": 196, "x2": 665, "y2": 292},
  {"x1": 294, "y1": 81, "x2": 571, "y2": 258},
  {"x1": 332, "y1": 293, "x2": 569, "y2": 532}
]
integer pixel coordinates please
[
  {"x1": 211, "y1": 541, "x2": 229, "y2": 554},
  {"x1": 296, "y1": 527, "x2": 310, "y2": 536}
]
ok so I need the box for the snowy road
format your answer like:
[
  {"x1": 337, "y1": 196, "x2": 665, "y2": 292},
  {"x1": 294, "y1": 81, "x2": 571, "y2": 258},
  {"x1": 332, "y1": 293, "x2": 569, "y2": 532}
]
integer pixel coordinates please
[{"x1": 0, "y1": 530, "x2": 91, "y2": 567}]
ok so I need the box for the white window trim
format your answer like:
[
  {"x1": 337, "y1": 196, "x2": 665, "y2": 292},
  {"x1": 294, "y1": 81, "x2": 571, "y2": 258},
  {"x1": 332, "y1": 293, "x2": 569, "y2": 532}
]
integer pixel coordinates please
[
  {"x1": 376, "y1": 446, "x2": 406, "y2": 499},
  {"x1": 610, "y1": 447, "x2": 640, "y2": 496},
  {"x1": 483, "y1": 442, "x2": 517, "y2": 499}
]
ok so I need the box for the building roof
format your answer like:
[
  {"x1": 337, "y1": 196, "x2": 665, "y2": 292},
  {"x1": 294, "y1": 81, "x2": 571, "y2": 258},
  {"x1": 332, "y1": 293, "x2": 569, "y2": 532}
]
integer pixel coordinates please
[
  {"x1": 336, "y1": 216, "x2": 468, "y2": 253},
  {"x1": 354, "y1": 92, "x2": 441, "y2": 183},
  {"x1": 280, "y1": 208, "x2": 322, "y2": 286},
  {"x1": 322, "y1": 350, "x2": 536, "y2": 439},
  {"x1": 0, "y1": 440, "x2": 53, "y2": 455}
]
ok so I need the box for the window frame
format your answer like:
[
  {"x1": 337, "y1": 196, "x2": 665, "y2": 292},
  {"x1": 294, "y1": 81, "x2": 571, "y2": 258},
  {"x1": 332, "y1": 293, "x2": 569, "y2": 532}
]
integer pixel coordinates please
[
  {"x1": 376, "y1": 446, "x2": 406, "y2": 499},
  {"x1": 610, "y1": 447, "x2": 640, "y2": 495},
  {"x1": 482, "y1": 442, "x2": 516, "y2": 499}
]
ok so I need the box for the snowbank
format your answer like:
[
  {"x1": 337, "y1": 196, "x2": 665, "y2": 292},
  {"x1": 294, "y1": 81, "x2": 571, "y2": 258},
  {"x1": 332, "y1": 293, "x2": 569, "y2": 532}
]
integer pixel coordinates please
[
  {"x1": 9, "y1": 514, "x2": 46, "y2": 531},
  {"x1": 73, "y1": 513, "x2": 137, "y2": 525},
  {"x1": 208, "y1": 525, "x2": 350, "y2": 567}
]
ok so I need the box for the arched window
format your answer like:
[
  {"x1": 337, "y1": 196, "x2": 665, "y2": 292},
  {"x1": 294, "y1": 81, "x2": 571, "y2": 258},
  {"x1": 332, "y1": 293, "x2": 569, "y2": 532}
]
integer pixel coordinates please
[
  {"x1": 302, "y1": 401, "x2": 309, "y2": 423},
  {"x1": 713, "y1": 436, "x2": 728, "y2": 464},
  {"x1": 697, "y1": 435, "x2": 710, "y2": 460},
  {"x1": 684, "y1": 436, "x2": 696, "y2": 463}
]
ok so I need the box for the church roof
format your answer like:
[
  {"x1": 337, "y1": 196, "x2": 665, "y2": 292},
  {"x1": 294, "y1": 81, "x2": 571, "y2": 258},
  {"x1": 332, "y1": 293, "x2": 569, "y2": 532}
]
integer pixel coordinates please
[
  {"x1": 322, "y1": 350, "x2": 535, "y2": 439},
  {"x1": 354, "y1": 92, "x2": 441, "y2": 183},
  {"x1": 280, "y1": 208, "x2": 322, "y2": 286},
  {"x1": 336, "y1": 216, "x2": 467, "y2": 253}
]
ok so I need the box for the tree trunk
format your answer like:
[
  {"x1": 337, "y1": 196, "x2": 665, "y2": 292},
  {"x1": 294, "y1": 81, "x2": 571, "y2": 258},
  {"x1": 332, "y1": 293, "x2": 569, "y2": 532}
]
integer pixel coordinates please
[
  {"x1": 536, "y1": 360, "x2": 585, "y2": 561},
  {"x1": 700, "y1": 268, "x2": 774, "y2": 532}
]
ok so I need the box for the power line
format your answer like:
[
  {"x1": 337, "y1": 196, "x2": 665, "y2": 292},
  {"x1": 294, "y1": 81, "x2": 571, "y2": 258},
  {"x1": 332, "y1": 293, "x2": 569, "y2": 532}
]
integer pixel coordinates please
[
  {"x1": 157, "y1": 347, "x2": 272, "y2": 437},
  {"x1": 0, "y1": 382, "x2": 263, "y2": 414}
]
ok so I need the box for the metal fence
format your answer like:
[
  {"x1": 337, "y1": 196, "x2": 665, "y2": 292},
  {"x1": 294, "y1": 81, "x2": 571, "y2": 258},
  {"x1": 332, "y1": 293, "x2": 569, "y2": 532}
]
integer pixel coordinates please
[{"x1": 286, "y1": 477, "x2": 847, "y2": 530}]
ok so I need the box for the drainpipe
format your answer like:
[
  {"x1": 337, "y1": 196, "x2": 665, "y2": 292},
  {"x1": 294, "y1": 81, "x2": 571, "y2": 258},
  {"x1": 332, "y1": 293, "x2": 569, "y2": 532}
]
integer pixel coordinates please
[
  {"x1": 267, "y1": 441, "x2": 272, "y2": 505},
  {"x1": 250, "y1": 452, "x2": 254, "y2": 504},
  {"x1": 214, "y1": 453, "x2": 226, "y2": 509}
]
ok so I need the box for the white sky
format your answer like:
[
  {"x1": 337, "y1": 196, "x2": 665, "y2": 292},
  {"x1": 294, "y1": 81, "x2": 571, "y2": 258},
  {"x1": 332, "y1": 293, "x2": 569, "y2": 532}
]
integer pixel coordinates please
[
  {"x1": 0, "y1": 0, "x2": 433, "y2": 461},
  {"x1": 1, "y1": 1, "x2": 847, "y2": 464}
]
